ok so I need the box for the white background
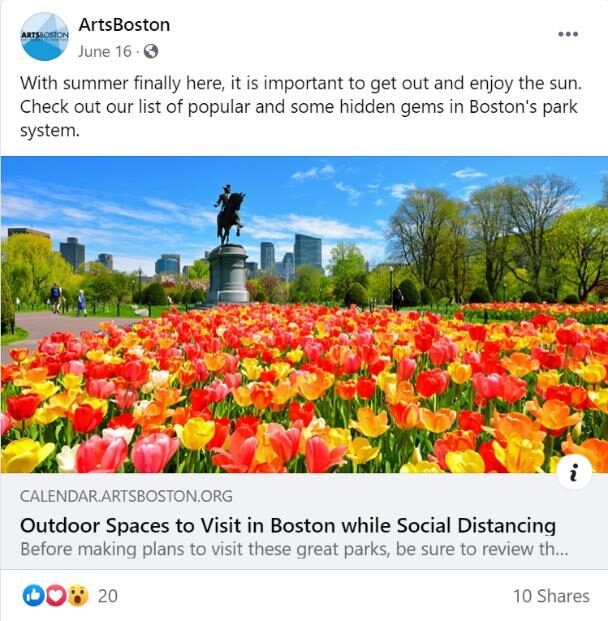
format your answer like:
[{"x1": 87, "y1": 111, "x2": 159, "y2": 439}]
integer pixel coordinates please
[{"x1": 1, "y1": 0, "x2": 608, "y2": 155}]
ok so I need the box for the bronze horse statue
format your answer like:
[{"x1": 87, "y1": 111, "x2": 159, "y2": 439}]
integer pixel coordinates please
[{"x1": 217, "y1": 192, "x2": 245, "y2": 245}]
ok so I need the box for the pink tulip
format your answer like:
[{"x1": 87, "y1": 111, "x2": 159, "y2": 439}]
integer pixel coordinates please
[
  {"x1": 131, "y1": 433, "x2": 180, "y2": 473},
  {"x1": 1, "y1": 412, "x2": 14, "y2": 436},
  {"x1": 75, "y1": 435, "x2": 128, "y2": 473},
  {"x1": 86, "y1": 378, "x2": 116, "y2": 399}
]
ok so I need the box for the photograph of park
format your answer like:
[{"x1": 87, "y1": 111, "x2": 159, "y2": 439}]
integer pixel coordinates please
[{"x1": 1, "y1": 156, "x2": 608, "y2": 473}]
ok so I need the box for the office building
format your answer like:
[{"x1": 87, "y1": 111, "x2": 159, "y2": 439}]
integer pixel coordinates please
[
  {"x1": 7, "y1": 227, "x2": 50, "y2": 239},
  {"x1": 282, "y1": 252, "x2": 295, "y2": 282},
  {"x1": 245, "y1": 262, "x2": 259, "y2": 279},
  {"x1": 155, "y1": 254, "x2": 180, "y2": 275},
  {"x1": 60, "y1": 237, "x2": 85, "y2": 272},
  {"x1": 294, "y1": 234, "x2": 322, "y2": 271},
  {"x1": 97, "y1": 253, "x2": 114, "y2": 271},
  {"x1": 260, "y1": 242, "x2": 275, "y2": 273},
  {"x1": 182, "y1": 265, "x2": 191, "y2": 279}
]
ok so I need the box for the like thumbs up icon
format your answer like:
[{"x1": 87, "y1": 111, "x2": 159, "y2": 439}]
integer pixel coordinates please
[{"x1": 23, "y1": 584, "x2": 45, "y2": 607}]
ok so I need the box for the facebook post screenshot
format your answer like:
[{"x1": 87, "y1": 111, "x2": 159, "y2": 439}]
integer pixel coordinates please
[{"x1": 1, "y1": 0, "x2": 608, "y2": 618}]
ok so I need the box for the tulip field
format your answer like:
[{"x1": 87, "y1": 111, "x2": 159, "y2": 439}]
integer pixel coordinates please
[{"x1": 2, "y1": 303, "x2": 608, "y2": 473}]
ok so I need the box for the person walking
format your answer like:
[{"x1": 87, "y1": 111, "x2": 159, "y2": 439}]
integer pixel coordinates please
[
  {"x1": 77, "y1": 289, "x2": 87, "y2": 317},
  {"x1": 392, "y1": 286, "x2": 404, "y2": 312},
  {"x1": 49, "y1": 283, "x2": 62, "y2": 314}
]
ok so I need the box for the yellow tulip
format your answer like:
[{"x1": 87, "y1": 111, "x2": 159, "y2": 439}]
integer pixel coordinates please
[
  {"x1": 61, "y1": 373, "x2": 83, "y2": 390},
  {"x1": 232, "y1": 385, "x2": 252, "y2": 407},
  {"x1": 350, "y1": 407, "x2": 390, "y2": 438},
  {"x1": 576, "y1": 364, "x2": 607, "y2": 385},
  {"x1": 28, "y1": 381, "x2": 59, "y2": 402},
  {"x1": 1, "y1": 438, "x2": 55, "y2": 473},
  {"x1": 445, "y1": 450, "x2": 485, "y2": 473},
  {"x1": 285, "y1": 348, "x2": 304, "y2": 363},
  {"x1": 241, "y1": 358, "x2": 262, "y2": 380},
  {"x1": 493, "y1": 435, "x2": 545, "y2": 473},
  {"x1": 178, "y1": 418, "x2": 215, "y2": 450},
  {"x1": 536, "y1": 370, "x2": 561, "y2": 392},
  {"x1": 270, "y1": 362, "x2": 292, "y2": 381},
  {"x1": 347, "y1": 438, "x2": 379, "y2": 464},
  {"x1": 328, "y1": 427, "x2": 351, "y2": 449},
  {"x1": 400, "y1": 461, "x2": 443, "y2": 473},
  {"x1": 448, "y1": 361, "x2": 472, "y2": 385}
]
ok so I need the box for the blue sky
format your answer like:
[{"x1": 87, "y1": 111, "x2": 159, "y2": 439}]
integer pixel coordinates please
[{"x1": 1, "y1": 156, "x2": 606, "y2": 275}]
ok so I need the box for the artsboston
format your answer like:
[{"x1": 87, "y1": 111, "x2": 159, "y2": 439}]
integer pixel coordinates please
[{"x1": 79, "y1": 17, "x2": 170, "y2": 32}]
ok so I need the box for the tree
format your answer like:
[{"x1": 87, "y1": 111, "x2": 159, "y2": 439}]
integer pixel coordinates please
[
  {"x1": 506, "y1": 175, "x2": 576, "y2": 295},
  {"x1": 188, "y1": 259, "x2": 210, "y2": 280},
  {"x1": 258, "y1": 272, "x2": 287, "y2": 303},
  {"x1": 600, "y1": 175, "x2": 608, "y2": 208},
  {"x1": 437, "y1": 201, "x2": 471, "y2": 302},
  {"x1": 469, "y1": 185, "x2": 513, "y2": 296},
  {"x1": 1, "y1": 263, "x2": 15, "y2": 334},
  {"x1": 290, "y1": 264, "x2": 323, "y2": 303},
  {"x1": 144, "y1": 282, "x2": 168, "y2": 305},
  {"x1": 2, "y1": 233, "x2": 73, "y2": 304},
  {"x1": 367, "y1": 264, "x2": 409, "y2": 305},
  {"x1": 328, "y1": 243, "x2": 367, "y2": 302},
  {"x1": 552, "y1": 206, "x2": 608, "y2": 300},
  {"x1": 344, "y1": 283, "x2": 368, "y2": 306},
  {"x1": 387, "y1": 189, "x2": 452, "y2": 290}
]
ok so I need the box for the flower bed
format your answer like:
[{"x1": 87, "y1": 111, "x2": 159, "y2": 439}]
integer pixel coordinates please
[
  {"x1": 461, "y1": 302, "x2": 608, "y2": 325},
  {"x1": 2, "y1": 304, "x2": 607, "y2": 473}
]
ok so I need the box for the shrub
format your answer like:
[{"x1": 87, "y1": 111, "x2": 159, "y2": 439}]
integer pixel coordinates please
[
  {"x1": 562, "y1": 293, "x2": 580, "y2": 304},
  {"x1": 419, "y1": 287, "x2": 435, "y2": 306},
  {"x1": 469, "y1": 287, "x2": 492, "y2": 303},
  {"x1": 190, "y1": 289, "x2": 205, "y2": 304},
  {"x1": 520, "y1": 290, "x2": 541, "y2": 303},
  {"x1": 541, "y1": 292, "x2": 557, "y2": 303},
  {"x1": 255, "y1": 291, "x2": 267, "y2": 302},
  {"x1": 1, "y1": 264, "x2": 15, "y2": 334},
  {"x1": 344, "y1": 282, "x2": 368, "y2": 307},
  {"x1": 171, "y1": 291, "x2": 183, "y2": 304},
  {"x1": 399, "y1": 279, "x2": 420, "y2": 306},
  {"x1": 144, "y1": 282, "x2": 167, "y2": 306},
  {"x1": 182, "y1": 289, "x2": 192, "y2": 304}
]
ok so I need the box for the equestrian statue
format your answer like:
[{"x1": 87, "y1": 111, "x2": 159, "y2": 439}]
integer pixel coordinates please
[{"x1": 214, "y1": 184, "x2": 245, "y2": 245}]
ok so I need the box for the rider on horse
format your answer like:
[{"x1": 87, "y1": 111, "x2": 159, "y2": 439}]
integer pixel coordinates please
[{"x1": 214, "y1": 184, "x2": 243, "y2": 238}]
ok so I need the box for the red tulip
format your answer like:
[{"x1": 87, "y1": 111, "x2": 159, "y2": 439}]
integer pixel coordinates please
[
  {"x1": 206, "y1": 417, "x2": 231, "y2": 450},
  {"x1": 266, "y1": 423, "x2": 300, "y2": 462},
  {"x1": 131, "y1": 433, "x2": 179, "y2": 473},
  {"x1": 356, "y1": 377, "x2": 376, "y2": 400},
  {"x1": 433, "y1": 430, "x2": 477, "y2": 469},
  {"x1": 397, "y1": 357, "x2": 417, "y2": 381},
  {"x1": 6, "y1": 393, "x2": 41, "y2": 422},
  {"x1": 305, "y1": 436, "x2": 347, "y2": 473},
  {"x1": 457, "y1": 410, "x2": 484, "y2": 435},
  {"x1": 556, "y1": 328, "x2": 579, "y2": 347},
  {"x1": 478, "y1": 440, "x2": 507, "y2": 473},
  {"x1": 212, "y1": 426, "x2": 258, "y2": 473},
  {"x1": 68, "y1": 404, "x2": 104, "y2": 433},
  {"x1": 75, "y1": 435, "x2": 128, "y2": 473},
  {"x1": 342, "y1": 353, "x2": 361, "y2": 374},
  {"x1": 415, "y1": 369, "x2": 449, "y2": 398},
  {"x1": 289, "y1": 402, "x2": 314, "y2": 427},
  {"x1": 1, "y1": 412, "x2": 14, "y2": 435},
  {"x1": 107, "y1": 413, "x2": 137, "y2": 429},
  {"x1": 114, "y1": 388, "x2": 138, "y2": 410},
  {"x1": 499, "y1": 375, "x2": 527, "y2": 404},
  {"x1": 86, "y1": 378, "x2": 115, "y2": 399},
  {"x1": 472, "y1": 373, "x2": 501, "y2": 400},
  {"x1": 119, "y1": 359, "x2": 149, "y2": 387}
]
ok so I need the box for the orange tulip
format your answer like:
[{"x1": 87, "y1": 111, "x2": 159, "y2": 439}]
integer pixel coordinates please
[
  {"x1": 525, "y1": 399, "x2": 580, "y2": 430},
  {"x1": 562, "y1": 435, "x2": 608, "y2": 473},
  {"x1": 420, "y1": 408, "x2": 456, "y2": 434}
]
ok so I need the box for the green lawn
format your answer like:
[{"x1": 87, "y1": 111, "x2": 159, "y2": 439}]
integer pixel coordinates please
[{"x1": 1, "y1": 327, "x2": 29, "y2": 345}]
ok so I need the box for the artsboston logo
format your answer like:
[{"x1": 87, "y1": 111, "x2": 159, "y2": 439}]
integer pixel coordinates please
[{"x1": 21, "y1": 13, "x2": 69, "y2": 61}]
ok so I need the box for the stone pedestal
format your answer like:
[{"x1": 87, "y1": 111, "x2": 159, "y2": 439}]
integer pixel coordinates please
[{"x1": 205, "y1": 244, "x2": 250, "y2": 304}]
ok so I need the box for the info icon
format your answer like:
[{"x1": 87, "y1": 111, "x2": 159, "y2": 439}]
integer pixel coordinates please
[
  {"x1": 46, "y1": 584, "x2": 67, "y2": 607},
  {"x1": 23, "y1": 584, "x2": 45, "y2": 607},
  {"x1": 556, "y1": 454, "x2": 593, "y2": 490}
]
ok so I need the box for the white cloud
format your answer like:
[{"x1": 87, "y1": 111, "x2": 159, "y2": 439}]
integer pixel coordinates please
[
  {"x1": 335, "y1": 181, "x2": 362, "y2": 203},
  {"x1": 291, "y1": 164, "x2": 335, "y2": 182},
  {"x1": 373, "y1": 199, "x2": 384, "y2": 207},
  {"x1": 388, "y1": 183, "x2": 415, "y2": 199},
  {"x1": 452, "y1": 167, "x2": 487, "y2": 179},
  {"x1": 246, "y1": 214, "x2": 382, "y2": 241}
]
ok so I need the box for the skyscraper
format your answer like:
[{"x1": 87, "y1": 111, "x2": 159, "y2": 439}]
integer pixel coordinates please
[
  {"x1": 260, "y1": 242, "x2": 275, "y2": 273},
  {"x1": 59, "y1": 237, "x2": 85, "y2": 272},
  {"x1": 97, "y1": 253, "x2": 114, "y2": 271},
  {"x1": 155, "y1": 254, "x2": 180, "y2": 275},
  {"x1": 282, "y1": 252, "x2": 295, "y2": 282},
  {"x1": 294, "y1": 234, "x2": 322, "y2": 271}
]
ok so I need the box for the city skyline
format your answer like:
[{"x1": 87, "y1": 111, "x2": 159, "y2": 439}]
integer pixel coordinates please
[{"x1": 2, "y1": 156, "x2": 607, "y2": 275}]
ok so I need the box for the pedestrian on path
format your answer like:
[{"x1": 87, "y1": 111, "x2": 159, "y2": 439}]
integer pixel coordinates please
[{"x1": 77, "y1": 290, "x2": 87, "y2": 317}]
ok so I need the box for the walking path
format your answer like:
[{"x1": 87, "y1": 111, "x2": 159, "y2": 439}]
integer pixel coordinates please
[{"x1": 1, "y1": 312, "x2": 134, "y2": 364}]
